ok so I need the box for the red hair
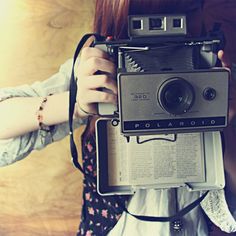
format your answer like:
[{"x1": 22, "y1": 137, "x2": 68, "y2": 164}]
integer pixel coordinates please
[{"x1": 94, "y1": 0, "x2": 203, "y2": 39}]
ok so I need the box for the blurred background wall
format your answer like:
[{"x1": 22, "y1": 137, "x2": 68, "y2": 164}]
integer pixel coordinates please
[
  {"x1": 0, "y1": 0, "x2": 236, "y2": 236},
  {"x1": 0, "y1": 0, "x2": 95, "y2": 235}
]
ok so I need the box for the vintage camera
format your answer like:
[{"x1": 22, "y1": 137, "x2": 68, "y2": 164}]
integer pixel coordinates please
[{"x1": 94, "y1": 15, "x2": 229, "y2": 136}]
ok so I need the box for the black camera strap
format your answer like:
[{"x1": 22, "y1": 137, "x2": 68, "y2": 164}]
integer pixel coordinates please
[
  {"x1": 123, "y1": 190, "x2": 209, "y2": 222},
  {"x1": 69, "y1": 33, "x2": 102, "y2": 182},
  {"x1": 69, "y1": 34, "x2": 209, "y2": 223}
]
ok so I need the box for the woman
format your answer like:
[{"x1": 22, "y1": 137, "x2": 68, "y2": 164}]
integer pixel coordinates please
[{"x1": 0, "y1": 0, "x2": 236, "y2": 235}]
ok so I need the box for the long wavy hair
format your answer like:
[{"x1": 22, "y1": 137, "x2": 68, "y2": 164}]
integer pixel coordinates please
[{"x1": 94, "y1": 0, "x2": 203, "y2": 39}]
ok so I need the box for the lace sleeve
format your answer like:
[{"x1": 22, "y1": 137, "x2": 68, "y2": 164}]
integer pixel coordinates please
[{"x1": 201, "y1": 189, "x2": 236, "y2": 233}]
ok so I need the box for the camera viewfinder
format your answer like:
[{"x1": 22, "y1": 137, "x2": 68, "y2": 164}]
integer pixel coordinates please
[
  {"x1": 149, "y1": 18, "x2": 163, "y2": 30},
  {"x1": 133, "y1": 20, "x2": 142, "y2": 30},
  {"x1": 173, "y1": 18, "x2": 182, "y2": 28}
]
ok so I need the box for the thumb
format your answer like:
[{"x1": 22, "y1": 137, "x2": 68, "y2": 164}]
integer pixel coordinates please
[{"x1": 218, "y1": 50, "x2": 231, "y2": 68}]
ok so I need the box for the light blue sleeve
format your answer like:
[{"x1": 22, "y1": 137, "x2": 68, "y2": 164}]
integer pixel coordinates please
[
  {"x1": 0, "y1": 59, "x2": 73, "y2": 100},
  {"x1": 0, "y1": 59, "x2": 87, "y2": 167}
]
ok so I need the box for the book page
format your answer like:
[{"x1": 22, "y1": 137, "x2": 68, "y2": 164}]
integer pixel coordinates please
[
  {"x1": 127, "y1": 133, "x2": 205, "y2": 185},
  {"x1": 106, "y1": 123, "x2": 205, "y2": 187}
]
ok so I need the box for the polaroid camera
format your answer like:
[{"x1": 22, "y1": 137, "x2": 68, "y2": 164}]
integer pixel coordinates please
[{"x1": 93, "y1": 14, "x2": 229, "y2": 136}]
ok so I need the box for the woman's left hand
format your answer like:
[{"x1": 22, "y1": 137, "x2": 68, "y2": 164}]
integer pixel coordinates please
[{"x1": 218, "y1": 50, "x2": 236, "y2": 195}]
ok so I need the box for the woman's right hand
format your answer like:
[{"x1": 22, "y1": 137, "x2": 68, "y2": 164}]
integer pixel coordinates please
[{"x1": 75, "y1": 47, "x2": 117, "y2": 118}]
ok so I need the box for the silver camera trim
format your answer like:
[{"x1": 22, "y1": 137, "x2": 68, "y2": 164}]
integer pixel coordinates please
[{"x1": 117, "y1": 69, "x2": 229, "y2": 136}]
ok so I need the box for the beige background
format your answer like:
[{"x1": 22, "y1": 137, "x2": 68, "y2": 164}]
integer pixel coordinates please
[
  {"x1": 0, "y1": 0, "x2": 95, "y2": 235},
  {"x1": 0, "y1": 1, "x2": 236, "y2": 236}
]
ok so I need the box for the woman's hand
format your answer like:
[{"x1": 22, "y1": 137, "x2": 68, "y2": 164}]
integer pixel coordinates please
[
  {"x1": 218, "y1": 50, "x2": 236, "y2": 195},
  {"x1": 75, "y1": 47, "x2": 117, "y2": 118}
]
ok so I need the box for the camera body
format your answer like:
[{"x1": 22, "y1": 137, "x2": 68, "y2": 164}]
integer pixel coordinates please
[{"x1": 93, "y1": 14, "x2": 229, "y2": 136}]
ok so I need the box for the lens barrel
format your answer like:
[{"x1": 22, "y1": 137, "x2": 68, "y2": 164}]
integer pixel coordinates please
[{"x1": 158, "y1": 77, "x2": 195, "y2": 115}]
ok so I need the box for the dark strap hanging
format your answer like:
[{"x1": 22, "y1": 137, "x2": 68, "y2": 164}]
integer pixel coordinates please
[
  {"x1": 123, "y1": 190, "x2": 208, "y2": 222},
  {"x1": 69, "y1": 33, "x2": 102, "y2": 183}
]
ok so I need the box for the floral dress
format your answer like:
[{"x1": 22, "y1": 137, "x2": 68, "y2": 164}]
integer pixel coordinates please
[{"x1": 77, "y1": 122, "x2": 130, "y2": 236}]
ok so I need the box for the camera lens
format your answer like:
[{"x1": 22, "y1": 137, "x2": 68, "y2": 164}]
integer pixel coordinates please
[
  {"x1": 158, "y1": 77, "x2": 195, "y2": 115},
  {"x1": 203, "y1": 87, "x2": 216, "y2": 100}
]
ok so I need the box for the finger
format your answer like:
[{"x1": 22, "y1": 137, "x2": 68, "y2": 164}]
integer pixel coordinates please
[
  {"x1": 80, "y1": 47, "x2": 109, "y2": 61},
  {"x1": 81, "y1": 74, "x2": 117, "y2": 94},
  {"x1": 218, "y1": 50, "x2": 231, "y2": 68},
  {"x1": 80, "y1": 90, "x2": 117, "y2": 104},
  {"x1": 79, "y1": 57, "x2": 116, "y2": 76}
]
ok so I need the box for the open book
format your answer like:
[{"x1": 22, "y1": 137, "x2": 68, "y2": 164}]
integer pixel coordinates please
[
  {"x1": 96, "y1": 119, "x2": 225, "y2": 195},
  {"x1": 107, "y1": 121, "x2": 205, "y2": 186}
]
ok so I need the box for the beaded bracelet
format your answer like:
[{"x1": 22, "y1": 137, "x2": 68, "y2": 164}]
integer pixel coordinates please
[
  {"x1": 36, "y1": 94, "x2": 52, "y2": 132},
  {"x1": 76, "y1": 101, "x2": 98, "y2": 117}
]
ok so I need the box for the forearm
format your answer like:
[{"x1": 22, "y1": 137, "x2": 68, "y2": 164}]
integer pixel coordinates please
[{"x1": 0, "y1": 91, "x2": 74, "y2": 139}]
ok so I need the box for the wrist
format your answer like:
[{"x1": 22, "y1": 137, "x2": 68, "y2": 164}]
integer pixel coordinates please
[
  {"x1": 75, "y1": 101, "x2": 98, "y2": 118},
  {"x1": 74, "y1": 102, "x2": 89, "y2": 119}
]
